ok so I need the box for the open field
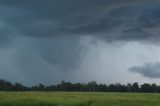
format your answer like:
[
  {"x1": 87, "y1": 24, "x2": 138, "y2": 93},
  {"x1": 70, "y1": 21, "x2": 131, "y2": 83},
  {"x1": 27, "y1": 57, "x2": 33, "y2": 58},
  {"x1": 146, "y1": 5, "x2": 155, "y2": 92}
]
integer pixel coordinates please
[{"x1": 0, "y1": 92, "x2": 160, "y2": 106}]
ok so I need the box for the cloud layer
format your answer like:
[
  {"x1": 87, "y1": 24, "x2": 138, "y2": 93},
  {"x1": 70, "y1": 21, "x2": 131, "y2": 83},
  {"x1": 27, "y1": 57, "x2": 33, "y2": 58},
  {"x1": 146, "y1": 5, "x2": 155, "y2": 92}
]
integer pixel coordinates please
[
  {"x1": 0, "y1": 0, "x2": 160, "y2": 42},
  {"x1": 0, "y1": 0, "x2": 160, "y2": 85}
]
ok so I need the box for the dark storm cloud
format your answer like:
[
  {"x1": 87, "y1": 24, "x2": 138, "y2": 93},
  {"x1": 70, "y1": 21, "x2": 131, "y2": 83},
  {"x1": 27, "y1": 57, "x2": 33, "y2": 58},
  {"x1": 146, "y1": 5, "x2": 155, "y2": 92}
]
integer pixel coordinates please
[
  {"x1": 129, "y1": 62, "x2": 160, "y2": 79},
  {"x1": 0, "y1": 0, "x2": 160, "y2": 41},
  {"x1": 34, "y1": 36, "x2": 85, "y2": 71},
  {"x1": 1, "y1": 0, "x2": 160, "y2": 85},
  {"x1": 67, "y1": 4, "x2": 160, "y2": 42},
  {"x1": 14, "y1": 36, "x2": 85, "y2": 71}
]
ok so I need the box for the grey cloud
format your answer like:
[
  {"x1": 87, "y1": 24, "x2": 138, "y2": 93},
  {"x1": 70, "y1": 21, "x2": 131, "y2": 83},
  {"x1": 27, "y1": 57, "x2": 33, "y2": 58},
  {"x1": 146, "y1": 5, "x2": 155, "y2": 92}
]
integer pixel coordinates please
[
  {"x1": 14, "y1": 36, "x2": 85, "y2": 72},
  {"x1": 36, "y1": 36, "x2": 86, "y2": 71},
  {"x1": 0, "y1": 0, "x2": 160, "y2": 85},
  {"x1": 0, "y1": 0, "x2": 160, "y2": 42},
  {"x1": 129, "y1": 62, "x2": 160, "y2": 79},
  {"x1": 138, "y1": 6, "x2": 160, "y2": 28},
  {"x1": 66, "y1": 4, "x2": 160, "y2": 42},
  {"x1": 0, "y1": 22, "x2": 14, "y2": 47}
]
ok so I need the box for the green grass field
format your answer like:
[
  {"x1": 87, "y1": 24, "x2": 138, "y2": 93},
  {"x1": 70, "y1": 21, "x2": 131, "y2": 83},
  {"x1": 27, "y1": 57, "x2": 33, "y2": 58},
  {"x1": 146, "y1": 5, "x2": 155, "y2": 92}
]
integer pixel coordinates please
[{"x1": 0, "y1": 92, "x2": 160, "y2": 106}]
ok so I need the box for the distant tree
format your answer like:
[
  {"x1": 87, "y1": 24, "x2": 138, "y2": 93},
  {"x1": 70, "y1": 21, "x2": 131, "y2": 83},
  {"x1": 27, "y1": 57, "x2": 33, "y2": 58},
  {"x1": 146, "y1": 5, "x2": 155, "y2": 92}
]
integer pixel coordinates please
[
  {"x1": 87, "y1": 81, "x2": 98, "y2": 92},
  {"x1": 127, "y1": 83, "x2": 132, "y2": 92},
  {"x1": 131, "y1": 82, "x2": 139, "y2": 92},
  {"x1": 38, "y1": 84, "x2": 46, "y2": 91},
  {"x1": 74, "y1": 83, "x2": 83, "y2": 91},
  {"x1": 13, "y1": 83, "x2": 26, "y2": 91},
  {"x1": 46, "y1": 85, "x2": 56, "y2": 91},
  {"x1": 0, "y1": 79, "x2": 14, "y2": 91},
  {"x1": 150, "y1": 83, "x2": 158, "y2": 93},
  {"x1": 141, "y1": 83, "x2": 151, "y2": 93},
  {"x1": 98, "y1": 84, "x2": 108, "y2": 92},
  {"x1": 121, "y1": 85, "x2": 128, "y2": 92},
  {"x1": 108, "y1": 84, "x2": 117, "y2": 92},
  {"x1": 1, "y1": 79, "x2": 160, "y2": 93}
]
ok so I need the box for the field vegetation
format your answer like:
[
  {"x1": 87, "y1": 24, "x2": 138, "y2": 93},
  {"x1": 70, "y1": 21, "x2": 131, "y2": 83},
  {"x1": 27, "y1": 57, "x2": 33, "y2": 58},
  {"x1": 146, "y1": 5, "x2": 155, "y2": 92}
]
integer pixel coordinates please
[{"x1": 0, "y1": 92, "x2": 160, "y2": 106}]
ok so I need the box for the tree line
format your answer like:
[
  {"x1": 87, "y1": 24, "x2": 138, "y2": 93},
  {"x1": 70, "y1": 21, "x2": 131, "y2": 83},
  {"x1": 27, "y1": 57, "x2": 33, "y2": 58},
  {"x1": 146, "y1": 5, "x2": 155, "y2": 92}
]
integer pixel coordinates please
[{"x1": 0, "y1": 79, "x2": 160, "y2": 93}]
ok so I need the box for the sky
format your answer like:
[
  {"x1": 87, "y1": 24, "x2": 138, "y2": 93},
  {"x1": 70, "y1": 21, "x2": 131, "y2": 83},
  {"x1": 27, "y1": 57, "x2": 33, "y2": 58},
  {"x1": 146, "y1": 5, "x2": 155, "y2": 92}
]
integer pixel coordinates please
[{"x1": 1, "y1": 0, "x2": 160, "y2": 86}]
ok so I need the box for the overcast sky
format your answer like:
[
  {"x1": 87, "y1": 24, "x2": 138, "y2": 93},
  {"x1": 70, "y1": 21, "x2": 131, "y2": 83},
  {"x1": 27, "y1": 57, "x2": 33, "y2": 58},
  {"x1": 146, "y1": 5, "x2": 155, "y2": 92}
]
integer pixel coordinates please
[{"x1": 1, "y1": 0, "x2": 160, "y2": 86}]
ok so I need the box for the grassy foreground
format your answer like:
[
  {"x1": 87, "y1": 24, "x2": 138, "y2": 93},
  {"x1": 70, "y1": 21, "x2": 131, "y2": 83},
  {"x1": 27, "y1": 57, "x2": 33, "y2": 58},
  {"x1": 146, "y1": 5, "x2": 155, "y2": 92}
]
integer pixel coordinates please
[{"x1": 0, "y1": 92, "x2": 160, "y2": 106}]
